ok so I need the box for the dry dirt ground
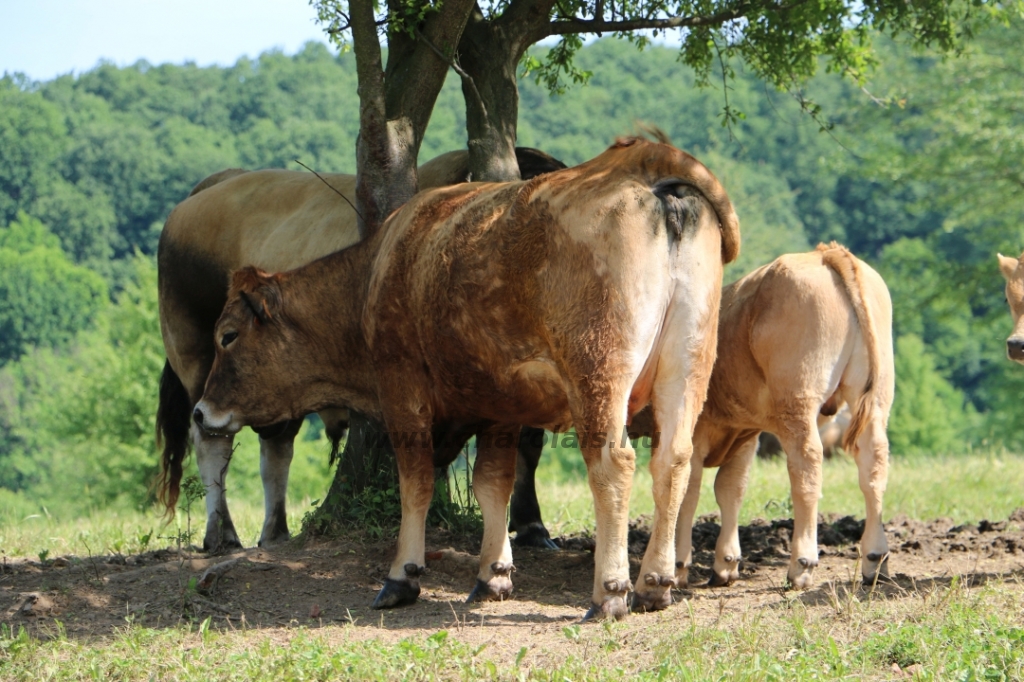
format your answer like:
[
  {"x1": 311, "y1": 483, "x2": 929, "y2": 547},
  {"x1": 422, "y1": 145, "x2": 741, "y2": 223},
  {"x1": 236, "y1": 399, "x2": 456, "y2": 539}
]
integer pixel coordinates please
[{"x1": 4, "y1": 510, "x2": 1024, "y2": 651}]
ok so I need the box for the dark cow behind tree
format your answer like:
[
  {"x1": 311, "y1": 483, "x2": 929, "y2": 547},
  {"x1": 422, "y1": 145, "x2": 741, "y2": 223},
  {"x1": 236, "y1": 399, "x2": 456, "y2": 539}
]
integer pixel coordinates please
[{"x1": 193, "y1": 135, "x2": 740, "y2": 619}]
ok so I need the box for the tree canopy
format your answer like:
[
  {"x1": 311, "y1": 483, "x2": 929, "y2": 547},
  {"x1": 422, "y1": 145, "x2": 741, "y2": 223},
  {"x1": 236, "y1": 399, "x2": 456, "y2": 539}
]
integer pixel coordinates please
[{"x1": 313, "y1": 0, "x2": 992, "y2": 195}]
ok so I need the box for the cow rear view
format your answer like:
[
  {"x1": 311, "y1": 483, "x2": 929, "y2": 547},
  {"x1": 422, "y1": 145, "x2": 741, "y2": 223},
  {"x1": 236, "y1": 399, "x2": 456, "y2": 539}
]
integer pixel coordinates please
[
  {"x1": 194, "y1": 135, "x2": 741, "y2": 619},
  {"x1": 674, "y1": 243, "x2": 895, "y2": 589}
]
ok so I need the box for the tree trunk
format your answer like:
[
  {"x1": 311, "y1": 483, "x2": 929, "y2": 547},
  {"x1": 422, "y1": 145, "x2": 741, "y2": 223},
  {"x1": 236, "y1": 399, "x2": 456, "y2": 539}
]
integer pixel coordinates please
[
  {"x1": 460, "y1": 17, "x2": 521, "y2": 182},
  {"x1": 307, "y1": 411, "x2": 398, "y2": 532},
  {"x1": 312, "y1": 0, "x2": 477, "y2": 528},
  {"x1": 459, "y1": 1, "x2": 551, "y2": 183}
]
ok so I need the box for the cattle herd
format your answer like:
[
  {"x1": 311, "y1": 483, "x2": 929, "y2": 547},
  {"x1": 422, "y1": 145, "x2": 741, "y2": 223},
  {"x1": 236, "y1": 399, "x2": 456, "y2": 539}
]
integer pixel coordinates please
[{"x1": 152, "y1": 133, "x2": 1021, "y2": 621}]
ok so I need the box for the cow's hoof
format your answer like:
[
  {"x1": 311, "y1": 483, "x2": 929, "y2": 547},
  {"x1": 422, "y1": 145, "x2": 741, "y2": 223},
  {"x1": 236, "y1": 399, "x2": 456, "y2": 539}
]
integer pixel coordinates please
[
  {"x1": 706, "y1": 571, "x2": 733, "y2": 588},
  {"x1": 257, "y1": 531, "x2": 290, "y2": 548},
  {"x1": 466, "y1": 576, "x2": 513, "y2": 603},
  {"x1": 372, "y1": 578, "x2": 421, "y2": 609},
  {"x1": 630, "y1": 588, "x2": 672, "y2": 613},
  {"x1": 203, "y1": 535, "x2": 243, "y2": 555},
  {"x1": 707, "y1": 558, "x2": 740, "y2": 587},
  {"x1": 513, "y1": 524, "x2": 559, "y2": 550},
  {"x1": 862, "y1": 553, "x2": 890, "y2": 585},
  {"x1": 582, "y1": 596, "x2": 630, "y2": 622},
  {"x1": 582, "y1": 579, "x2": 631, "y2": 622},
  {"x1": 674, "y1": 561, "x2": 690, "y2": 589},
  {"x1": 786, "y1": 557, "x2": 818, "y2": 590},
  {"x1": 466, "y1": 562, "x2": 514, "y2": 603},
  {"x1": 632, "y1": 573, "x2": 675, "y2": 612}
]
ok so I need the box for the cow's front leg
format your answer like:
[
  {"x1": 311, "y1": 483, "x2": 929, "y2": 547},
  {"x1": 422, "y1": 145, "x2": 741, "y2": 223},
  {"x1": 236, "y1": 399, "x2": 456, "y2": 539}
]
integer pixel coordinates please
[
  {"x1": 255, "y1": 419, "x2": 302, "y2": 547},
  {"x1": 709, "y1": 433, "x2": 758, "y2": 587},
  {"x1": 578, "y1": 408, "x2": 635, "y2": 621},
  {"x1": 778, "y1": 419, "x2": 824, "y2": 589},
  {"x1": 193, "y1": 422, "x2": 242, "y2": 552},
  {"x1": 372, "y1": 419, "x2": 435, "y2": 610},
  {"x1": 467, "y1": 423, "x2": 520, "y2": 602}
]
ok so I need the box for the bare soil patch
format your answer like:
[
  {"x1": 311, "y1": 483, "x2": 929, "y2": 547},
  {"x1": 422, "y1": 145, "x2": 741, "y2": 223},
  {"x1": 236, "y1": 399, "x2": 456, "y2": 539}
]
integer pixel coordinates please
[{"x1": 4, "y1": 510, "x2": 1024, "y2": 644}]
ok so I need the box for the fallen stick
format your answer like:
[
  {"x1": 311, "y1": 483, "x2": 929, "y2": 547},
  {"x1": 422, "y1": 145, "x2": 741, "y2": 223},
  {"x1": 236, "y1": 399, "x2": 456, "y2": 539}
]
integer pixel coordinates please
[{"x1": 197, "y1": 557, "x2": 245, "y2": 593}]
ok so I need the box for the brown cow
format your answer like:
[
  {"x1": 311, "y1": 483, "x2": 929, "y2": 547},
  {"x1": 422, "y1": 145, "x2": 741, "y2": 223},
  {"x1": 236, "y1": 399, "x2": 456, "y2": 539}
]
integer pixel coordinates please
[
  {"x1": 997, "y1": 252, "x2": 1024, "y2": 363},
  {"x1": 156, "y1": 149, "x2": 564, "y2": 552},
  {"x1": 193, "y1": 136, "x2": 740, "y2": 619},
  {"x1": 671, "y1": 244, "x2": 894, "y2": 589}
]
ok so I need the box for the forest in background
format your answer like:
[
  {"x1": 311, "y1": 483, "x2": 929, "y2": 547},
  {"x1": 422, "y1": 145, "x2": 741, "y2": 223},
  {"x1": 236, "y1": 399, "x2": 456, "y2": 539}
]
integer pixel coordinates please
[{"x1": 1, "y1": 20, "x2": 1022, "y2": 518}]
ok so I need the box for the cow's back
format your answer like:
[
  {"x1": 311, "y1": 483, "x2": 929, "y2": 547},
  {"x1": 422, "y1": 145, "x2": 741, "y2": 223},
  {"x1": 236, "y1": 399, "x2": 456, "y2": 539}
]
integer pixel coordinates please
[
  {"x1": 706, "y1": 252, "x2": 857, "y2": 426},
  {"x1": 364, "y1": 144, "x2": 724, "y2": 429}
]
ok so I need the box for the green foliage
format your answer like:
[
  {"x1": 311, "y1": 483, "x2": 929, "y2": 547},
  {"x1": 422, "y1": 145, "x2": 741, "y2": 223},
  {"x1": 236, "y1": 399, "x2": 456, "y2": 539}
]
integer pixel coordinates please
[
  {"x1": 0, "y1": 213, "x2": 107, "y2": 366},
  {"x1": 1, "y1": 20, "x2": 1023, "y2": 519},
  {"x1": 0, "y1": 256, "x2": 161, "y2": 504},
  {"x1": 317, "y1": 0, "x2": 987, "y2": 124},
  {"x1": 888, "y1": 334, "x2": 977, "y2": 454}
]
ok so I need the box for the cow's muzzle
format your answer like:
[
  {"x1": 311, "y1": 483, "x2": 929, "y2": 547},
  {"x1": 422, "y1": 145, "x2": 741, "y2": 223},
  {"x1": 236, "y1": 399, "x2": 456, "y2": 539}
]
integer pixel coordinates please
[
  {"x1": 193, "y1": 400, "x2": 240, "y2": 435},
  {"x1": 1007, "y1": 337, "x2": 1024, "y2": 363}
]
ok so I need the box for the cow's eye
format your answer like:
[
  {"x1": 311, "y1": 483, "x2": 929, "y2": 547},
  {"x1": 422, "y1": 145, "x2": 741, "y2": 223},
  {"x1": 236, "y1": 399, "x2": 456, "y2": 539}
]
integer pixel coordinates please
[{"x1": 221, "y1": 331, "x2": 239, "y2": 348}]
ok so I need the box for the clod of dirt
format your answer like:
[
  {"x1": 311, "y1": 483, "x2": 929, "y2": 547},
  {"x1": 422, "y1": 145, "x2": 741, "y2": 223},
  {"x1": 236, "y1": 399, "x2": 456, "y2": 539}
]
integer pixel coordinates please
[{"x1": 14, "y1": 592, "x2": 56, "y2": 618}]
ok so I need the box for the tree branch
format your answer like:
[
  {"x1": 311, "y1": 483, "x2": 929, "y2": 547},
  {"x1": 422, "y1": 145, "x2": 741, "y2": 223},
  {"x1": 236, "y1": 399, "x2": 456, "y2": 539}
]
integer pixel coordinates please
[
  {"x1": 416, "y1": 28, "x2": 489, "y2": 122},
  {"x1": 539, "y1": 0, "x2": 817, "y2": 39},
  {"x1": 543, "y1": 9, "x2": 745, "y2": 37}
]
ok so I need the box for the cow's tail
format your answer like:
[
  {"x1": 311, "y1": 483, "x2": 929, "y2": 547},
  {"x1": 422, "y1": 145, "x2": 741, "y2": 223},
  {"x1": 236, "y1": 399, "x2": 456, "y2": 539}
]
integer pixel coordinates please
[
  {"x1": 817, "y1": 242, "x2": 880, "y2": 453},
  {"x1": 155, "y1": 359, "x2": 191, "y2": 516}
]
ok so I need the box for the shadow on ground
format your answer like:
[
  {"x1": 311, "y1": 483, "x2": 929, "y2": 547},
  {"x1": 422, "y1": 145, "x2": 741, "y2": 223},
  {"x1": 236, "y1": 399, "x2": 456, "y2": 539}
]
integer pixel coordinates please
[{"x1": 3, "y1": 509, "x2": 1024, "y2": 640}]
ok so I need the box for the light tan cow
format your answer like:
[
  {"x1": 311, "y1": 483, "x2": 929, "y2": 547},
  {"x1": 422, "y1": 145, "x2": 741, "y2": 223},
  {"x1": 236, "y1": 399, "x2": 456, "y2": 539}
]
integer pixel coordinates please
[
  {"x1": 192, "y1": 136, "x2": 741, "y2": 619},
  {"x1": 156, "y1": 149, "x2": 564, "y2": 551},
  {"x1": 997, "y1": 252, "x2": 1024, "y2": 363},
  {"x1": 672, "y1": 243, "x2": 895, "y2": 589}
]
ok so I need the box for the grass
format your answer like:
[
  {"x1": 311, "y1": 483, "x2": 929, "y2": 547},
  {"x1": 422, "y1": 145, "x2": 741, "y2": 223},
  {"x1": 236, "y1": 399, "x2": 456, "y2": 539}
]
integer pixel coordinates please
[
  {"x1": 536, "y1": 450, "x2": 1024, "y2": 538},
  {"x1": 1, "y1": 575, "x2": 1022, "y2": 680},
  {"x1": 2, "y1": 449, "x2": 1024, "y2": 680},
  {"x1": 4, "y1": 448, "x2": 1024, "y2": 561},
  {"x1": 0, "y1": 420, "x2": 333, "y2": 560}
]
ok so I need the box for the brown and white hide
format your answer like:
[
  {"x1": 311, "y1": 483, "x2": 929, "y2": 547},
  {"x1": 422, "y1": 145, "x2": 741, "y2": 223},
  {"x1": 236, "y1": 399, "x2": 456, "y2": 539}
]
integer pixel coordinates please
[
  {"x1": 156, "y1": 149, "x2": 564, "y2": 552},
  {"x1": 193, "y1": 136, "x2": 740, "y2": 619}
]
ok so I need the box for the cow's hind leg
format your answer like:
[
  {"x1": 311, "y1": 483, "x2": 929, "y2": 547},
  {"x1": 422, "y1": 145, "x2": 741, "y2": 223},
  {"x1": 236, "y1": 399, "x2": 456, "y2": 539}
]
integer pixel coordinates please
[
  {"x1": 634, "y1": 388, "x2": 699, "y2": 613},
  {"x1": 673, "y1": 448, "x2": 705, "y2": 588},
  {"x1": 193, "y1": 422, "x2": 243, "y2": 552},
  {"x1": 709, "y1": 433, "x2": 758, "y2": 587},
  {"x1": 853, "y1": 416, "x2": 890, "y2": 583},
  {"x1": 509, "y1": 427, "x2": 558, "y2": 549},
  {"x1": 576, "y1": 386, "x2": 635, "y2": 621},
  {"x1": 777, "y1": 418, "x2": 824, "y2": 589},
  {"x1": 467, "y1": 423, "x2": 520, "y2": 602},
  {"x1": 256, "y1": 419, "x2": 302, "y2": 547},
  {"x1": 372, "y1": 401, "x2": 435, "y2": 610}
]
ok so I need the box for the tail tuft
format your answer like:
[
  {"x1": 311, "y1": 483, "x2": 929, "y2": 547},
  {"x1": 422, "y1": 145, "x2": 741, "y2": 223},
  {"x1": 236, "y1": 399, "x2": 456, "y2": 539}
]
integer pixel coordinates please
[{"x1": 155, "y1": 360, "x2": 192, "y2": 516}]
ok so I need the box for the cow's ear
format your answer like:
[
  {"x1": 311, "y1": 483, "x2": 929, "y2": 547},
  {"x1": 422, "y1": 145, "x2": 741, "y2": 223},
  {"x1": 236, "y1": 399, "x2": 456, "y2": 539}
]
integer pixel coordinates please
[
  {"x1": 240, "y1": 291, "x2": 271, "y2": 325},
  {"x1": 997, "y1": 253, "x2": 1020, "y2": 282},
  {"x1": 231, "y1": 266, "x2": 281, "y2": 325}
]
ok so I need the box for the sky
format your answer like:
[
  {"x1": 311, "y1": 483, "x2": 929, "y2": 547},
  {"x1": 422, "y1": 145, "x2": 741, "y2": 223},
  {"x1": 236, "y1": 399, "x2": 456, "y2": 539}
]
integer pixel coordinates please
[{"x1": 1, "y1": 0, "x2": 332, "y2": 82}]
